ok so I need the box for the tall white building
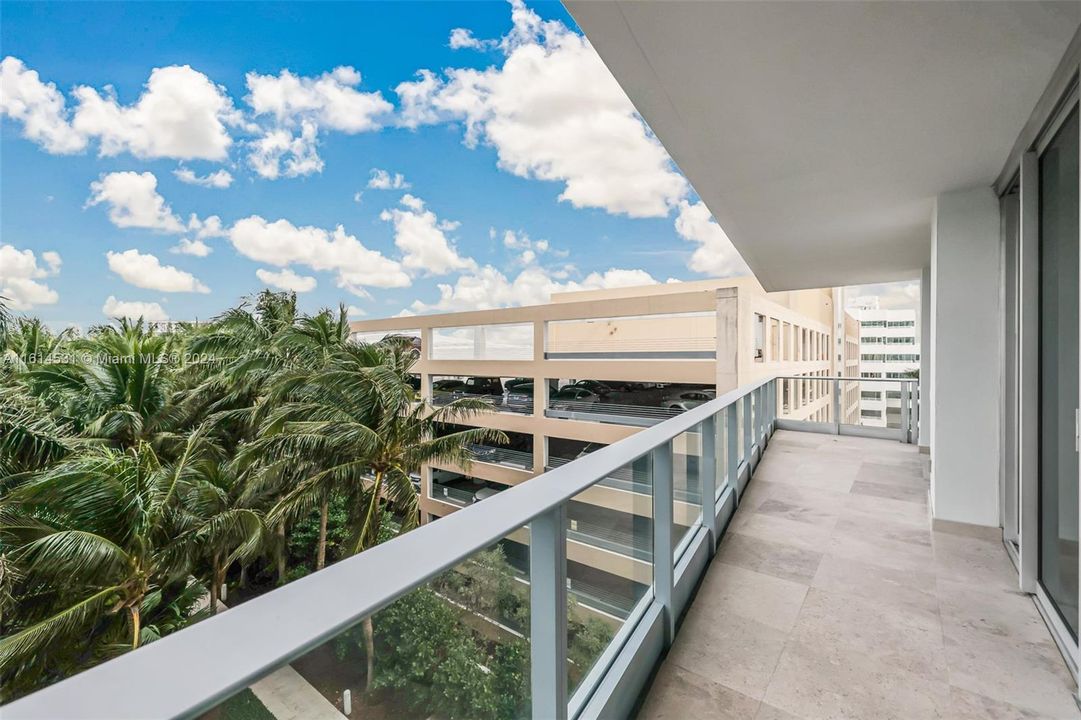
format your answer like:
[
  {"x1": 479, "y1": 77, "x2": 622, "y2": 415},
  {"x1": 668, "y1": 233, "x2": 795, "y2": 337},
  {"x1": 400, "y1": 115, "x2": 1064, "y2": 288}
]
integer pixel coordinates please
[{"x1": 853, "y1": 305, "x2": 920, "y2": 427}]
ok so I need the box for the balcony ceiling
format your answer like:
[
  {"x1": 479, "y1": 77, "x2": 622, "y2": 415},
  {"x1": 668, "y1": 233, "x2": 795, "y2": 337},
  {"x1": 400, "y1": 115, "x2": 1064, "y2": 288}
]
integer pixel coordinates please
[{"x1": 565, "y1": 1, "x2": 1081, "y2": 290}]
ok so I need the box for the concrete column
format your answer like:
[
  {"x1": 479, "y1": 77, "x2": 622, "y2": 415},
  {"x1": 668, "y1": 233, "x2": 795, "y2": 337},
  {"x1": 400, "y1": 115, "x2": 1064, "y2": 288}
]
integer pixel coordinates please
[
  {"x1": 716, "y1": 288, "x2": 739, "y2": 392},
  {"x1": 930, "y1": 186, "x2": 1001, "y2": 527},
  {"x1": 474, "y1": 325, "x2": 486, "y2": 359},
  {"x1": 919, "y1": 265, "x2": 932, "y2": 450}
]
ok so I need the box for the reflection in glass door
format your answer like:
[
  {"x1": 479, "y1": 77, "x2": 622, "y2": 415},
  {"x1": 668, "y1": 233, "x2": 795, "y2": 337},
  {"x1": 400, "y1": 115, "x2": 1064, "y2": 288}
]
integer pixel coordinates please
[
  {"x1": 1038, "y1": 107, "x2": 1079, "y2": 638},
  {"x1": 1002, "y1": 186, "x2": 1020, "y2": 549}
]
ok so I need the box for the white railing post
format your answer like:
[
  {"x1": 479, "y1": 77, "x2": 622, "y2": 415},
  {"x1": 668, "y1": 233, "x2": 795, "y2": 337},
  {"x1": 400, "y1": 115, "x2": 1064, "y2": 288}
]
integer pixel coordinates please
[
  {"x1": 761, "y1": 384, "x2": 769, "y2": 441},
  {"x1": 727, "y1": 403, "x2": 740, "y2": 500},
  {"x1": 900, "y1": 381, "x2": 911, "y2": 444},
  {"x1": 530, "y1": 505, "x2": 568, "y2": 720},
  {"x1": 652, "y1": 442, "x2": 675, "y2": 644},
  {"x1": 911, "y1": 382, "x2": 920, "y2": 444},
  {"x1": 700, "y1": 416, "x2": 718, "y2": 554},
  {"x1": 832, "y1": 378, "x2": 842, "y2": 431},
  {"x1": 742, "y1": 393, "x2": 753, "y2": 466},
  {"x1": 766, "y1": 380, "x2": 775, "y2": 435}
]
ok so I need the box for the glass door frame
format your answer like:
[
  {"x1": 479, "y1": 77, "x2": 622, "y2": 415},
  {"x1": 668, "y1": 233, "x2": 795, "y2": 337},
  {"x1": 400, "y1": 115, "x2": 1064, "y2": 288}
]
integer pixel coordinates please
[{"x1": 1004, "y1": 82, "x2": 1081, "y2": 678}]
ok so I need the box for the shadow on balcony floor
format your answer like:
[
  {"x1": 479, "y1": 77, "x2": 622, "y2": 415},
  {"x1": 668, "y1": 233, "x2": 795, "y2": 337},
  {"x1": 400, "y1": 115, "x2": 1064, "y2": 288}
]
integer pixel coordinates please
[{"x1": 639, "y1": 430, "x2": 1079, "y2": 720}]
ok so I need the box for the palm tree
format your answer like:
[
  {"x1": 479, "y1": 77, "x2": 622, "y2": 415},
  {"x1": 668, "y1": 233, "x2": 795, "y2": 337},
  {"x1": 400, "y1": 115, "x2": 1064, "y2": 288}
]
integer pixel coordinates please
[
  {"x1": 0, "y1": 385, "x2": 73, "y2": 478},
  {"x1": 181, "y1": 456, "x2": 264, "y2": 612},
  {"x1": 256, "y1": 305, "x2": 355, "y2": 572},
  {"x1": 0, "y1": 442, "x2": 194, "y2": 694},
  {"x1": 22, "y1": 319, "x2": 179, "y2": 448},
  {"x1": 1, "y1": 316, "x2": 72, "y2": 375},
  {"x1": 181, "y1": 291, "x2": 304, "y2": 584},
  {"x1": 247, "y1": 341, "x2": 506, "y2": 689}
]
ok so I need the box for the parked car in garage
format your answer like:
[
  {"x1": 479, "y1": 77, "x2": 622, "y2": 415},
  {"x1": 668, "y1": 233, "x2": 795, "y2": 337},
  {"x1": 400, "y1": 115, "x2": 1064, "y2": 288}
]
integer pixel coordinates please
[
  {"x1": 550, "y1": 386, "x2": 599, "y2": 409},
  {"x1": 504, "y1": 383, "x2": 535, "y2": 411},
  {"x1": 567, "y1": 379, "x2": 614, "y2": 396},
  {"x1": 432, "y1": 378, "x2": 467, "y2": 393},
  {"x1": 663, "y1": 389, "x2": 716, "y2": 411},
  {"x1": 504, "y1": 377, "x2": 532, "y2": 392},
  {"x1": 457, "y1": 376, "x2": 504, "y2": 396}
]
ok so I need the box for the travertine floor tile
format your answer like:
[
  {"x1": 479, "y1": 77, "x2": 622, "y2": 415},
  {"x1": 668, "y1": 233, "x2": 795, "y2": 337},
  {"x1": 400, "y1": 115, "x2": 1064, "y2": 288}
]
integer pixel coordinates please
[
  {"x1": 716, "y1": 532, "x2": 823, "y2": 584},
  {"x1": 638, "y1": 663, "x2": 760, "y2": 720},
  {"x1": 668, "y1": 609, "x2": 788, "y2": 700},
  {"x1": 696, "y1": 562, "x2": 810, "y2": 632},
  {"x1": 639, "y1": 432, "x2": 1079, "y2": 720}
]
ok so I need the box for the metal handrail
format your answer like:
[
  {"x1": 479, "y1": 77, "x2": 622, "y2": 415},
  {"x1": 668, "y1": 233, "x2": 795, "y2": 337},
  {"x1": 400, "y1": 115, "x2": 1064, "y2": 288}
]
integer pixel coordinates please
[
  {"x1": 773, "y1": 375, "x2": 919, "y2": 443},
  {"x1": 3, "y1": 375, "x2": 776, "y2": 720},
  {"x1": 547, "y1": 399, "x2": 685, "y2": 419},
  {"x1": 469, "y1": 444, "x2": 534, "y2": 469}
]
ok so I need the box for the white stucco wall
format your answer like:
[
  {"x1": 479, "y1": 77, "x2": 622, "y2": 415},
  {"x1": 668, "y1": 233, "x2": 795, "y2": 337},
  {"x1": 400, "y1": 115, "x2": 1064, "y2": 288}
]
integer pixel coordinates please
[{"x1": 930, "y1": 186, "x2": 1002, "y2": 527}]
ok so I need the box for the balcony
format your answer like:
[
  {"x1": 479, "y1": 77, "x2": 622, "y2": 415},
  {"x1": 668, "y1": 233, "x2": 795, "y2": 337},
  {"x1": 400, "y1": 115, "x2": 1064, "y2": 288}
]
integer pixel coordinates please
[
  {"x1": 5, "y1": 378, "x2": 1075, "y2": 720},
  {"x1": 640, "y1": 430, "x2": 1078, "y2": 719}
]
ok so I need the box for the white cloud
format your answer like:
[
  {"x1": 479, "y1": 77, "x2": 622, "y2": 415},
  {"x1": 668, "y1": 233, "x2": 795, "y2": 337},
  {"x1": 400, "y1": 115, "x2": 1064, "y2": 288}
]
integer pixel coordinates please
[
  {"x1": 353, "y1": 191, "x2": 363, "y2": 203},
  {"x1": 86, "y1": 171, "x2": 184, "y2": 233},
  {"x1": 187, "y1": 214, "x2": 228, "y2": 240},
  {"x1": 41, "y1": 251, "x2": 62, "y2": 274},
  {"x1": 247, "y1": 120, "x2": 322, "y2": 179},
  {"x1": 2, "y1": 57, "x2": 238, "y2": 161},
  {"x1": 0, "y1": 56, "x2": 87, "y2": 153},
  {"x1": 500, "y1": 229, "x2": 555, "y2": 265},
  {"x1": 379, "y1": 194, "x2": 475, "y2": 276},
  {"x1": 449, "y1": 28, "x2": 493, "y2": 51},
  {"x1": 674, "y1": 200, "x2": 749, "y2": 277},
  {"x1": 846, "y1": 281, "x2": 920, "y2": 311},
  {"x1": 170, "y1": 238, "x2": 212, "y2": 257},
  {"x1": 367, "y1": 168, "x2": 410, "y2": 190},
  {"x1": 229, "y1": 215, "x2": 410, "y2": 296},
  {"x1": 412, "y1": 264, "x2": 656, "y2": 314},
  {"x1": 396, "y1": 1, "x2": 688, "y2": 218},
  {"x1": 72, "y1": 64, "x2": 238, "y2": 160},
  {"x1": 256, "y1": 267, "x2": 317, "y2": 292},
  {"x1": 102, "y1": 295, "x2": 168, "y2": 322},
  {"x1": 174, "y1": 167, "x2": 233, "y2": 188},
  {"x1": 106, "y1": 249, "x2": 209, "y2": 293},
  {"x1": 346, "y1": 305, "x2": 367, "y2": 318},
  {"x1": 245, "y1": 67, "x2": 392, "y2": 179},
  {"x1": 0, "y1": 244, "x2": 61, "y2": 310}
]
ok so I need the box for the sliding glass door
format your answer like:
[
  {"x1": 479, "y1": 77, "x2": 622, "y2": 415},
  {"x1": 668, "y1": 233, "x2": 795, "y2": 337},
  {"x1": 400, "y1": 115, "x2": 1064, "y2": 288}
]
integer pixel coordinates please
[{"x1": 1038, "y1": 106, "x2": 1080, "y2": 639}]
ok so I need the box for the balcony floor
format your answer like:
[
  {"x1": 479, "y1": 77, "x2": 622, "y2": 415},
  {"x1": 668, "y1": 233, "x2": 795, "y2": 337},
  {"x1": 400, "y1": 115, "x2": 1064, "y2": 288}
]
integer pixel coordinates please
[{"x1": 640, "y1": 430, "x2": 1079, "y2": 720}]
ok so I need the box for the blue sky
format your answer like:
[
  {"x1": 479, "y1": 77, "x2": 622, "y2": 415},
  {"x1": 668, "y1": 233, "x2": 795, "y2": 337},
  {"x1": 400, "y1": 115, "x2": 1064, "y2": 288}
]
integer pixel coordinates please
[{"x1": 1, "y1": 0, "x2": 752, "y2": 328}]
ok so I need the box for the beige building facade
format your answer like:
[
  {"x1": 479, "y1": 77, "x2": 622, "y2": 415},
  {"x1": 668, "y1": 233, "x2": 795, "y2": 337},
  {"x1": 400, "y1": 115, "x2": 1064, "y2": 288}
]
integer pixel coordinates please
[{"x1": 351, "y1": 277, "x2": 852, "y2": 622}]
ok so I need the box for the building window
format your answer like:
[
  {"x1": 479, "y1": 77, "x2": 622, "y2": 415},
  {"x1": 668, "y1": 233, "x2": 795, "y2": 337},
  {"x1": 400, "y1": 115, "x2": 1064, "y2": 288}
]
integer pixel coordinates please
[
  {"x1": 887, "y1": 320, "x2": 915, "y2": 327},
  {"x1": 886, "y1": 371, "x2": 917, "y2": 379},
  {"x1": 861, "y1": 320, "x2": 886, "y2": 328},
  {"x1": 884, "y1": 336, "x2": 915, "y2": 344},
  {"x1": 862, "y1": 353, "x2": 919, "y2": 362},
  {"x1": 861, "y1": 336, "x2": 883, "y2": 344},
  {"x1": 861, "y1": 391, "x2": 881, "y2": 400},
  {"x1": 754, "y1": 314, "x2": 765, "y2": 361},
  {"x1": 861, "y1": 372, "x2": 882, "y2": 378},
  {"x1": 861, "y1": 409, "x2": 882, "y2": 418},
  {"x1": 769, "y1": 318, "x2": 780, "y2": 361},
  {"x1": 885, "y1": 390, "x2": 902, "y2": 399}
]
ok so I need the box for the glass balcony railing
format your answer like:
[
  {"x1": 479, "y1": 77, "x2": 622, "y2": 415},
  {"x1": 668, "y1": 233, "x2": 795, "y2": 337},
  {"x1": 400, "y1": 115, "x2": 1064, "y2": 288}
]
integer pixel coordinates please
[
  {"x1": 547, "y1": 456, "x2": 701, "y2": 504},
  {"x1": 774, "y1": 375, "x2": 918, "y2": 442},
  {"x1": 6, "y1": 376, "x2": 855, "y2": 720}
]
